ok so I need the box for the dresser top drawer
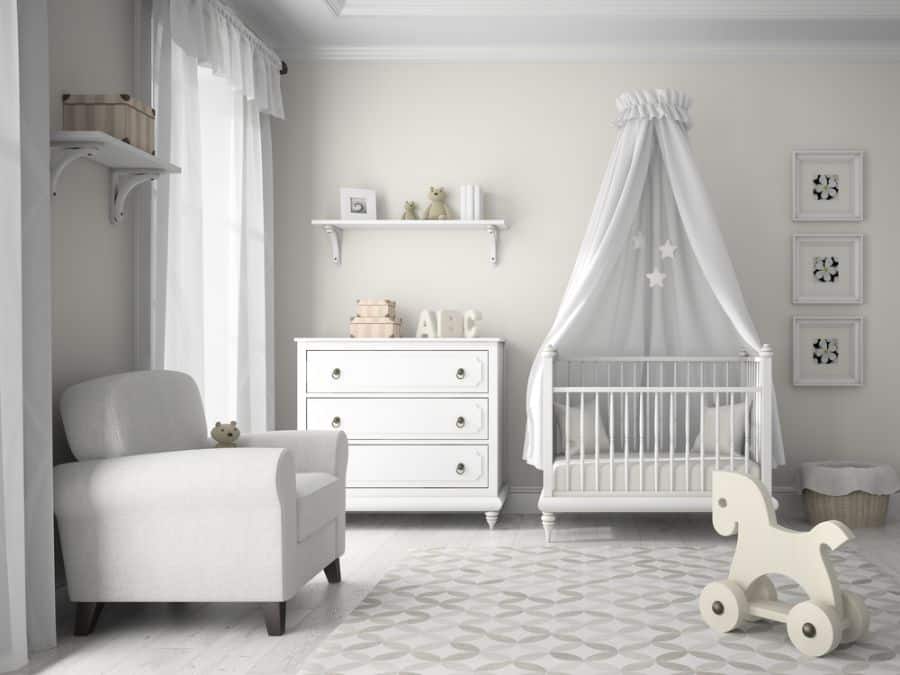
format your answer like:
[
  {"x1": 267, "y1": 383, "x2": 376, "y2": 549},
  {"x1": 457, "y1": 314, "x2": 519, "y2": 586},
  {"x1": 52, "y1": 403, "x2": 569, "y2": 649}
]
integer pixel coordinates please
[{"x1": 305, "y1": 349, "x2": 491, "y2": 394}]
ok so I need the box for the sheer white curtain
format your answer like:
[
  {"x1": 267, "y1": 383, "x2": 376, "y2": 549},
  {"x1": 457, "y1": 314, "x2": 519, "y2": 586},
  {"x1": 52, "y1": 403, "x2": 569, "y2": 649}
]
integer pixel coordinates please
[
  {"x1": 150, "y1": 0, "x2": 281, "y2": 430},
  {"x1": 0, "y1": 2, "x2": 28, "y2": 670},
  {"x1": 2, "y1": 0, "x2": 55, "y2": 669},
  {"x1": 523, "y1": 90, "x2": 785, "y2": 470}
]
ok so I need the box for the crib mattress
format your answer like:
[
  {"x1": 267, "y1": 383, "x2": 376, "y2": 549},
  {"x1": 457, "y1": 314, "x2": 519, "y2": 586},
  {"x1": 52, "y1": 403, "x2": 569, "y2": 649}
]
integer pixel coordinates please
[{"x1": 552, "y1": 453, "x2": 760, "y2": 492}]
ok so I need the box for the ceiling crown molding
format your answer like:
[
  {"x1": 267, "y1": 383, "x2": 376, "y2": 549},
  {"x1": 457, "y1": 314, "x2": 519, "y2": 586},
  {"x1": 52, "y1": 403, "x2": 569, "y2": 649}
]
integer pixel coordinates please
[
  {"x1": 289, "y1": 41, "x2": 900, "y2": 63},
  {"x1": 324, "y1": 0, "x2": 900, "y2": 19}
]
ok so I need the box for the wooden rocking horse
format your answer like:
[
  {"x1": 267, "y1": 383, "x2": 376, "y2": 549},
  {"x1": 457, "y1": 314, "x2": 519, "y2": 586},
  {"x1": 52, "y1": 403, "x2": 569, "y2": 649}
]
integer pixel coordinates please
[{"x1": 700, "y1": 470, "x2": 869, "y2": 657}]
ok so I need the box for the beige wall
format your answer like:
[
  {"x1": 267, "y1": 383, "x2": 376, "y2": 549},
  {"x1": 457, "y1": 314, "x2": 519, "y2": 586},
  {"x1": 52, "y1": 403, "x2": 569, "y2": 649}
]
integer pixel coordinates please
[
  {"x1": 49, "y1": 0, "x2": 135, "y2": 463},
  {"x1": 273, "y1": 62, "x2": 900, "y2": 490}
]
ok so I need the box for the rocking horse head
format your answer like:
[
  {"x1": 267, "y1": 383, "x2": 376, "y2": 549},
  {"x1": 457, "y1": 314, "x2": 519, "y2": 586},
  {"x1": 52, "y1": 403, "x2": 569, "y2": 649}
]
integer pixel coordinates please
[{"x1": 711, "y1": 470, "x2": 776, "y2": 537}]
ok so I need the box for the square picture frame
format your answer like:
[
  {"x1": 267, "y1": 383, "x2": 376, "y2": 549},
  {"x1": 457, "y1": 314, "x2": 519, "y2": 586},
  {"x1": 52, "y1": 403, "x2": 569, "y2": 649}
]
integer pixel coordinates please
[
  {"x1": 792, "y1": 234, "x2": 863, "y2": 304},
  {"x1": 793, "y1": 316, "x2": 863, "y2": 386},
  {"x1": 339, "y1": 187, "x2": 377, "y2": 220},
  {"x1": 792, "y1": 150, "x2": 863, "y2": 222}
]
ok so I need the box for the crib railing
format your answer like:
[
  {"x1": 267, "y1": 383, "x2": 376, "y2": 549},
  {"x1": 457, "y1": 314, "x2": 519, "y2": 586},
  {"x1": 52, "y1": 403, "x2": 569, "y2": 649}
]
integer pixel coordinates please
[{"x1": 540, "y1": 350, "x2": 773, "y2": 500}]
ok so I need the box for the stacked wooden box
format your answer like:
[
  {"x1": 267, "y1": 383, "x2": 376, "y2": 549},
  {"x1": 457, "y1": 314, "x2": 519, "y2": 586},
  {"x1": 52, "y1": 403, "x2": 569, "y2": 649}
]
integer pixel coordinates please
[
  {"x1": 63, "y1": 93, "x2": 156, "y2": 155},
  {"x1": 350, "y1": 299, "x2": 401, "y2": 338}
]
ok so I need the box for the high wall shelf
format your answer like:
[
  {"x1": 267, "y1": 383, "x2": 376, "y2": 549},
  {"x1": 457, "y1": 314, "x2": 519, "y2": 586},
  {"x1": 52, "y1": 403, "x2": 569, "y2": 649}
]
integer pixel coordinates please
[
  {"x1": 50, "y1": 131, "x2": 181, "y2": 225},
  {"x1": 311, "y1": 219, "x2": 509, "y2": 265}
]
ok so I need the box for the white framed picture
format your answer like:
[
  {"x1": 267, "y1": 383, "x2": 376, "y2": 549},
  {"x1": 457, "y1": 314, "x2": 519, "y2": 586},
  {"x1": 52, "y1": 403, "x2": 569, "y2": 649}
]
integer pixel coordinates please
[
  {"x1": 793, "y1": 316, "x2": 863, "y2": 386},
  {"x1": 339, "y1": 187, "x2": 377, "y2": 220},
  {"x1": 792, "y1": 150, "x2": 863, "y2": 222},
  {"x1": 792, "y1": 234, "x2": 863, "y2": 304}
]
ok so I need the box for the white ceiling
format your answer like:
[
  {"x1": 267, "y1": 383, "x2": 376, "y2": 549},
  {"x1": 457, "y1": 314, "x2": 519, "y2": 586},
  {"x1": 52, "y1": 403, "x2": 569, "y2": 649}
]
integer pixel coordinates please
[{"x1": 229, "y1": 0, "x2": 900, "y2": 62}]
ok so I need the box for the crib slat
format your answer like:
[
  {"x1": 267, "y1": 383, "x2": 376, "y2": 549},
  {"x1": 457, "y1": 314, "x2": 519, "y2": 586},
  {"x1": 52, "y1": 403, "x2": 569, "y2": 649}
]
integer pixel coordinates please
[
  {"x1": 654, "y1": 384, "x2": 660, "y2": 492},
  {"x1": 608, "y1": 391, "x2": 615, "y2": 492},
  {"x1": 594, "y1": 393, "x2": 600, "y2": 492},
  {"x1": 638, "y1": 390, "x2": 644, "y2": 492},
  {"x1": 565, "y1": 392, "x2": 570, "y2": 491},
  {"x1": 744, "y1": 387, "x2": 750, "y2": 474},
  {"x1": 714, "y1": 389, "x2": 720, "y2": 471},
  {"x1": 729, "y1": 391, "x2": 735, "y2": 471},
  {"x1": 669, "y1": 363, "x2": 676, "y2": 491},
  {"x1": 579, "y1": 392, "x2": 585, "y2": 492},
  {"x1": 624, "y1": 387, "x2": 629, "y2": 493},
  {"x1": 684, "y1": 367, "x2": 690, "y2": 491}
]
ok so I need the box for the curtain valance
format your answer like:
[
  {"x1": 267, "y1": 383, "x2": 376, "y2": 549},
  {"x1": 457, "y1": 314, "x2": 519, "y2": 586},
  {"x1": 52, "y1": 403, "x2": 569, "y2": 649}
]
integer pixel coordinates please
[
  {"x1": 615, "y1": 89, "x2": 692, "y2": 129},
  {"x1": 159, "y1": 0, "x2": 284, "y2": 118}
]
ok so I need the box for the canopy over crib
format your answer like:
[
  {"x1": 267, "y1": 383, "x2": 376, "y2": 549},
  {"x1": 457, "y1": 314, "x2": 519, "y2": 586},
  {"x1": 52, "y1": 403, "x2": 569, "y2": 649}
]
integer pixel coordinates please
[{"x1": 523, "y1": 89, "x2": 784, "y2": 470}]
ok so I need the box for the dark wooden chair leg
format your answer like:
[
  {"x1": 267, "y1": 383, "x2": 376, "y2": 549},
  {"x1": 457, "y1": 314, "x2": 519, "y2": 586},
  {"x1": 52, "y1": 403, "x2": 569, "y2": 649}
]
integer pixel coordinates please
[
  {"x1": 263, "y1": 601, "x2": 286, "y2": 636},
  {"x1": 73, "y1": 602, "x2": 105, "y2": 636},
  {"x1": 324, "y1": 558, "x2": 341, "y2": 583}
]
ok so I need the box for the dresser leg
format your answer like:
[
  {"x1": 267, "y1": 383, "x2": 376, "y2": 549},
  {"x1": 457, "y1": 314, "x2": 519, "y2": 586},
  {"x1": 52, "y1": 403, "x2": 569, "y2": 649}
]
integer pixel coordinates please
[
  {"x1": 485, "y1": 511, "x2": 499, "y2": 530},
  {"x1": 541, "y1": 512, "x2": 556, "y2": 544}
]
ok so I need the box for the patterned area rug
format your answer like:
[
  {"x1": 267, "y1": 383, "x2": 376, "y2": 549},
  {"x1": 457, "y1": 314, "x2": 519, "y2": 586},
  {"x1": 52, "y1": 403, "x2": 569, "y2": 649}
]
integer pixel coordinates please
[{"x1": 300, "y1": 545, "x2": 900, "y2": 674}]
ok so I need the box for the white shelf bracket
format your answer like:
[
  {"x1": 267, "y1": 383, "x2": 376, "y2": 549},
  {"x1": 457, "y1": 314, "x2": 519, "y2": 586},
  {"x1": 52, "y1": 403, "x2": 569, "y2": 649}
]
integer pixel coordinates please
[
  {"x1": 323, "y1": 225, "x2": 343, "y2": 265},
  {"x1": 487, "y1": 225, "x2": 499, "y2": 265},
  {"x1": 50, "y1": 144, "x2": 100, "y2": 196},
  {"x1": 110, "y1": 170, "x2": 161, "y2": 225}
]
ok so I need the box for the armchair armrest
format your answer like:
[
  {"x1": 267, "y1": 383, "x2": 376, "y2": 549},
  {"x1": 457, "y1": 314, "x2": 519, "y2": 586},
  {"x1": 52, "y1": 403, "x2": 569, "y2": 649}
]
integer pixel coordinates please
[
  {"x1": 240, "y1": 430, "x2": 348, "y2": 479},
  {"x1": 54, "y1": 447, "x2": 298, "y2": 602}
]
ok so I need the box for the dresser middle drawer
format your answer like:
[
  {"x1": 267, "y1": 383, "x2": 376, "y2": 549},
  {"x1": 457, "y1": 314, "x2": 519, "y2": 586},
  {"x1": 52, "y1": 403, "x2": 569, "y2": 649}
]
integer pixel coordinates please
[{"x1": 306, "y1": 398, "x2": 489, "y2": 440}]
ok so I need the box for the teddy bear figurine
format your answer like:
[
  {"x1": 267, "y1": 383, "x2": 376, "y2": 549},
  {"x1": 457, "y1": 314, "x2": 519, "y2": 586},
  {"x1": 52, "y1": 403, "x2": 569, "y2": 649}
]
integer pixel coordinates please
[
  {"x1": 401, "y1": 200, "x2": 419, "y2": 220},
  {"x1": 423, "y1": 186, "x2": 451, "y2": 220},
  {"x1": 211, "y1": 420, "x2": 240, "y2": 448}
]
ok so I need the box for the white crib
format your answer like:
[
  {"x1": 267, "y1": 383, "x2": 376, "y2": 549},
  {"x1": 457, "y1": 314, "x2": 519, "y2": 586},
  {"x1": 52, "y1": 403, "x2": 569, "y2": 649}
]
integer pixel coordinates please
[{"x1": 538, "y1": 346, "x2": 774, "y2": 542}]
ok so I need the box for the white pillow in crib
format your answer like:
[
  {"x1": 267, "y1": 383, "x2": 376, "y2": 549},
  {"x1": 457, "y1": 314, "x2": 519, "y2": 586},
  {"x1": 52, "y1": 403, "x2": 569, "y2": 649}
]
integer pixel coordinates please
[
  {"x1": 553, "y1": 402, "x2": 611, "y2": 454},
  {"x1": 691, "y1": 401, "x2": 750, "y2": 455}
]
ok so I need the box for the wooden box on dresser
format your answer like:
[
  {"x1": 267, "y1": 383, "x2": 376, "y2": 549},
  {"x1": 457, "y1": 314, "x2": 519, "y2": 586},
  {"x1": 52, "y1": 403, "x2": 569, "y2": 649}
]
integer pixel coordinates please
[{"x1": 296, "y1": 338, "x2": 507, "y2": 528}]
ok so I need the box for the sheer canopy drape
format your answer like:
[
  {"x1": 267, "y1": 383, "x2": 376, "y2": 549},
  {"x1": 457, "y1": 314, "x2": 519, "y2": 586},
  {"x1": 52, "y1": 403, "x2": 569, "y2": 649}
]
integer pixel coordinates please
[
  {"x1": 523, "y1": 90, "x2": 784, "y2": 470},
  {"x1": 150, "y1": 0, "x2": 281, "y2": 431}
]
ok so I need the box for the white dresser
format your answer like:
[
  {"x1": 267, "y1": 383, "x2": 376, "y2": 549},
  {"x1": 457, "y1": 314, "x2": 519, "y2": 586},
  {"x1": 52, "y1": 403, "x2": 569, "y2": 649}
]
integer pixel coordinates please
[{"x1": 296, "y1": 338, "x2": 507, "y2": 528}]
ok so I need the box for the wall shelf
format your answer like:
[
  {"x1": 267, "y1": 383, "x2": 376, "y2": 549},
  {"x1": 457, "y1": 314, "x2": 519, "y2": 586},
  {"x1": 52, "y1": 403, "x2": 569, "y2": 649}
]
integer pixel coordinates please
[
  {"x1": 50, "y1": 131, "x2": 181, "y2": 225},
  {"x1": 311, "y1": 219, "x2": 509, "y2": 265}
]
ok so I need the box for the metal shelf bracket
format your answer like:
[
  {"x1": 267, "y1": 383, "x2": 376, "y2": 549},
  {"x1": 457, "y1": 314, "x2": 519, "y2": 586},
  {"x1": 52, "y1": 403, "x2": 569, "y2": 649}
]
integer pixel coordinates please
[
  {"x1": 110, "y1": 170, "x2": 161, "y2": 225},
  {"x1": 50, "y1": 144, "x2": 100, "y2": 196},
  {"x1": 323, "y1": 224, "x2": 343, "y2": 265}
]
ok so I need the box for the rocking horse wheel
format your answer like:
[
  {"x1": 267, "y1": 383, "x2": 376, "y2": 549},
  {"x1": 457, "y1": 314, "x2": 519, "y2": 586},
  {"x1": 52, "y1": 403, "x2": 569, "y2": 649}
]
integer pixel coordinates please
[
  {"x1": 699, "y1": 580, "x2": 748, "y2": 633},
  {"x1": 745, "y1": 576, "x2": 777, "y2": 622},
  {"x1": 787, "y1": 601, "x2": 841, "y2": 657},
  {"x1": 841, "y1": 590, "x2": 869, "y2": 644}
]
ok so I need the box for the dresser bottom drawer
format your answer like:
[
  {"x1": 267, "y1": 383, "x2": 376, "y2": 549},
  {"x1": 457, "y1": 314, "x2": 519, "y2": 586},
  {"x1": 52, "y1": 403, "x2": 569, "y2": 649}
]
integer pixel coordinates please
[{"x1": 346, "y1": 444, "x2": 488, "y2": 488}]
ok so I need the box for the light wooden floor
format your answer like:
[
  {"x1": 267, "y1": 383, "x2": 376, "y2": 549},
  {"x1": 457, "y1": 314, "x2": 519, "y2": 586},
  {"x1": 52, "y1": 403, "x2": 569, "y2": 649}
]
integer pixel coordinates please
[{"x1": 15, "y1": 511, "x2": 900, "y2": 674}]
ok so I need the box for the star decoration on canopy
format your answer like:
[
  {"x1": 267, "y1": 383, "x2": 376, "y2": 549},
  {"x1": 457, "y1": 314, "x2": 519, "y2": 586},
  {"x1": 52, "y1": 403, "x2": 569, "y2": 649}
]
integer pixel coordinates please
[
  {"x1": 659, "y1": 240, "x2": 678, "y2": 259},
  {"x1": 646, "y1": 268, "x2": 666, "y2": 288},
  {"x1": 632, "y1": 233, "x2": 645, "y2": 250}
]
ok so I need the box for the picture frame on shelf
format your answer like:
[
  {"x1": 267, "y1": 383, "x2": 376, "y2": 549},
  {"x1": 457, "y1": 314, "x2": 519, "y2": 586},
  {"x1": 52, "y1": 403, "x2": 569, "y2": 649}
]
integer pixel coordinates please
[
  {"x1": 792, "y1": 234, "x2": 863, "y2": 304},
  {"x1": 793, "y1": 316, "x2": 863, "y2": 386},
  {"x1": 792, "y1": 150, "x2": 863, "y2": 222},
  {"x1": 339, "y1": 187, "x2": 377, "y2": 220}
]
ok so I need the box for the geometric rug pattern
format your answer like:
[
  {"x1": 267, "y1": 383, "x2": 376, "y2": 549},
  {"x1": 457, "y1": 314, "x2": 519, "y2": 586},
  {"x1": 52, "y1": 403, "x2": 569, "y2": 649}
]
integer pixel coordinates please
[{"x1": 299, "y1": 544, "x2": 900, "y2": 674}]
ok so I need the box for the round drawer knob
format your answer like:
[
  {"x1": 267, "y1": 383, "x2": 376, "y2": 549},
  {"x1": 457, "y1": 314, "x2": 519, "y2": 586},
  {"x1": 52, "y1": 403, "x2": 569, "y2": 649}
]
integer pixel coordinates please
[
  {"x1": 331, "y1": 368, "x2": 341, "y2": 380},
  {"x1": 331, "y1": 416, "x2": 341, "y2": 428},
  {"x1": 456, "y1": 462, "x2": 466, "y2": 475},
  {"x1": 456, "y1": 368, "x2": 466, "y2": 380},
  {"x1": 456, "y1": 416, "x2": 466, "y2": 428}
]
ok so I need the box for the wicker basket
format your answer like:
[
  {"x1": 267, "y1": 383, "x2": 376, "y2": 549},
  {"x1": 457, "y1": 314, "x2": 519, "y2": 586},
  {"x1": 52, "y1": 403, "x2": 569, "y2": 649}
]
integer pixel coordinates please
[{"x1": 803, "y1": 489, "x2": 889, "y2": 528}]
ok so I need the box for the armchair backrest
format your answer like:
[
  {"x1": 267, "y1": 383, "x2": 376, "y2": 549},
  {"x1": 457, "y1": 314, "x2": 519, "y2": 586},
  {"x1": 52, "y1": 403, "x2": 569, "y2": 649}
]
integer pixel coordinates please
[{"x1": 60, "y1": 370, "x2": 209, "y2": 461}]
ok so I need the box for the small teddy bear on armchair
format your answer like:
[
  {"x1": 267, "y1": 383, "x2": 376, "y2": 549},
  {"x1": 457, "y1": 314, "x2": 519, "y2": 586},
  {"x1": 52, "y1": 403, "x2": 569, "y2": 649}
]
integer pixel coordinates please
[{"x1": 211, "y1": 420, "x2": 240, "y2": 448}]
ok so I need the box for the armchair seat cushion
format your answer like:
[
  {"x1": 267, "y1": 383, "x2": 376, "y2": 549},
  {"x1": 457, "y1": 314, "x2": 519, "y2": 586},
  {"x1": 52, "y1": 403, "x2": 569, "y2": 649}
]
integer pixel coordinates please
[{"x1": 295, "y1": 473, "x2": 343, "y2": 542}]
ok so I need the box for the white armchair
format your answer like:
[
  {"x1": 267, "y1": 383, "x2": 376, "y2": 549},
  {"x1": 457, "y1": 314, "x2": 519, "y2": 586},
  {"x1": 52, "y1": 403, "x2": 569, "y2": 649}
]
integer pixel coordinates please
[{"x1": 55, "y1": 370, "x2": 347, "y2": 636}]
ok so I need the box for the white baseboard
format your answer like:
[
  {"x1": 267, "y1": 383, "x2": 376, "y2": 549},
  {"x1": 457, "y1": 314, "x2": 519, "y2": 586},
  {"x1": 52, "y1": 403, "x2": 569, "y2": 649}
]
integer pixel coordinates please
[{"x1": 504, "y1": 484, "x2": 803, "y2": 517}]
